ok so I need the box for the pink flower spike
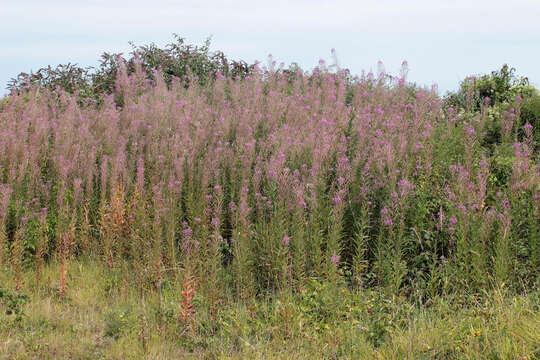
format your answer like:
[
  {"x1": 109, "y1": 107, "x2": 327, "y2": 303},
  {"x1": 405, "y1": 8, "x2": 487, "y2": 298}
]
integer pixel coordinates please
[{"x1": 282, "y1": 235, "x2": 290, "y2": 245}]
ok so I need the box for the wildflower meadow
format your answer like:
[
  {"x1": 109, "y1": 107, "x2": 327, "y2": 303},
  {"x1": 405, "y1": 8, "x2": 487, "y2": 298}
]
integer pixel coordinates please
[{"x1": 0, "y1": 39, "x2": 539, "y2": 358}]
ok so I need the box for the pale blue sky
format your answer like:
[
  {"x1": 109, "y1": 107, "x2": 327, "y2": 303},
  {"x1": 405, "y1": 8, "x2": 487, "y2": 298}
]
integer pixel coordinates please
[{"x1": 2, "y1": 0, "x2": 540, "y2": 95}]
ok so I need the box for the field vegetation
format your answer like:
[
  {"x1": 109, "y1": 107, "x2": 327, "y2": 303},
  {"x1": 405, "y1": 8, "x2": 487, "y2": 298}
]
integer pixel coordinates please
[{"x1": 1, "y1": 37, "x2": 539, "y2": 359}]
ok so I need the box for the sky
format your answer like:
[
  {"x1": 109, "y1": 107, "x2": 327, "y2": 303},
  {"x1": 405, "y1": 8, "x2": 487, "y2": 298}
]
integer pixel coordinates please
[{"x1": 2, "y1": 0, "x2": 540, "y2": 95}]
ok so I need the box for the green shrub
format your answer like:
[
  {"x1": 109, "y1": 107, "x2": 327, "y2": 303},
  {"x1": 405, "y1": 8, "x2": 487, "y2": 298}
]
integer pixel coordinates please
[
  {"x1": 444, "y1": 64, "x2": 534, "y2": 112},
  {"x1": 7, "y1": 34, "x2": 255, "y2": 105}
]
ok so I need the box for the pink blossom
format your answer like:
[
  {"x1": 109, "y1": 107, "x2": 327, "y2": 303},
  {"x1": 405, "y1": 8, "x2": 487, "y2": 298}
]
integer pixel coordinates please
[{"x1": 282, "y1": 235, "x2": 290, "y2": 245}]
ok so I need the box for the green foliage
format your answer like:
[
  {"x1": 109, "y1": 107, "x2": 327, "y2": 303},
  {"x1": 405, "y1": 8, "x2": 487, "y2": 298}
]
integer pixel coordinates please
[
  {"x1": 129, "y1": 34, "x2": 254, "y2": 85},
  {"x1": 104, "y1": 306, "x2": 135, "y2": 340},
  {"x1": 7, "y1": 34, "x2": 255, "y2": 105},
  {"x1": 489, "y1": 152, "x2": 514, "y2": 188},
  {"x1": 0, "y1": 286, "x2": 29, "y2": 320},
  {"x1": 520, "y1": 94, "x2": 540, "y2": 145},
  {"x1": 444, "y1": 64, "x2": 534, "y2": 111},
  {"x1": 298, "y1": 279, "x2": 350, "y2": 326}
]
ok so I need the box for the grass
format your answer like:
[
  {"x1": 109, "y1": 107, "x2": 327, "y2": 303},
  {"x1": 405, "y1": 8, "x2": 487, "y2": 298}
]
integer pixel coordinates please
[{"x1": 1, "y1": 260, "x2": 539, "y2": 359}]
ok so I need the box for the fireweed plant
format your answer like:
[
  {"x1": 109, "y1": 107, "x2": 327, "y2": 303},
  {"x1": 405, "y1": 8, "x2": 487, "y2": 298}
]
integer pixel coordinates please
[{"x1": 0, "y1": 58, "x2": 539, "y2": 304}]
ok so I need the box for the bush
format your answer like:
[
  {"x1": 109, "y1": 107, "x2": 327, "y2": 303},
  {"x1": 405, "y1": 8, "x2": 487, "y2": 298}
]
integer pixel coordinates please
[
  {"x1": 444, "y1": 64, "x2": 535, "y2": 112},
  {"x1": 7, "y1": 34, "x2": 255, "y2": 104}
]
